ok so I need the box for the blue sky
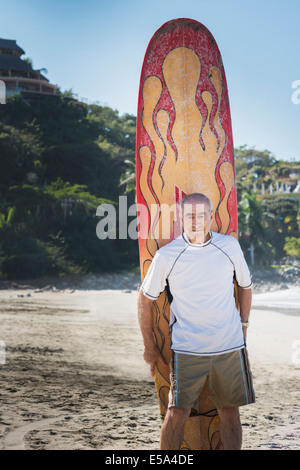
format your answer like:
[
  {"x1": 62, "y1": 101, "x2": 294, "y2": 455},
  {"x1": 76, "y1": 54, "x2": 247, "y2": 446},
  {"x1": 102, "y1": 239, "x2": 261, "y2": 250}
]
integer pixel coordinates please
[{"x1": 1, "y1": 0, "x2": 300, "y2": 161}]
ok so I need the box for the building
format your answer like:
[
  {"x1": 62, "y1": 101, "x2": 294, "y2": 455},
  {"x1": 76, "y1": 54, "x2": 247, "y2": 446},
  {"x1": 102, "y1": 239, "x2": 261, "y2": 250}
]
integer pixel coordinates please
[{"x1": 0, "y1": 38, "x2": 56, "y2": 97}]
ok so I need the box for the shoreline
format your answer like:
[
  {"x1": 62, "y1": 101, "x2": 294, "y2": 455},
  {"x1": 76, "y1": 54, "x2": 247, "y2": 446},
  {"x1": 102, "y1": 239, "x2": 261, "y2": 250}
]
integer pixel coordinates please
[
  {"x1": 0, "y1": 264, "x2": 299, "y2": 293},
  {"x1": 0, "y1": 274, "x2": 299, "y2": 450}
]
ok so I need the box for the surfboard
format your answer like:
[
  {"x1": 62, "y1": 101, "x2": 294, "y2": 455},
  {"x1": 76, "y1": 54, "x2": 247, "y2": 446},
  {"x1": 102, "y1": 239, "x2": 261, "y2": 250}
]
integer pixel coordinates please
[{"x1": 136, "y1": 18, "x2": 238, "y2": 450}]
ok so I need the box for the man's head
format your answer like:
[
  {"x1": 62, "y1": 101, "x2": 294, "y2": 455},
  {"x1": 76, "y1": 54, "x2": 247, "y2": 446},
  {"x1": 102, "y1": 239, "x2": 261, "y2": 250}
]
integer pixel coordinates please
[{"x1": 180, "y1": 193, "x2": 214, "y2": 244}]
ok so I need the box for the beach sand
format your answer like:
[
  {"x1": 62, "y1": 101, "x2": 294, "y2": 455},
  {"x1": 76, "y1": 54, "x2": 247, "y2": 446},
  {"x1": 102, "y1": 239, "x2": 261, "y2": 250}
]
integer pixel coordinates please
[{"x1": 0, "y1": 273, "x2": 299, "y2": 451}]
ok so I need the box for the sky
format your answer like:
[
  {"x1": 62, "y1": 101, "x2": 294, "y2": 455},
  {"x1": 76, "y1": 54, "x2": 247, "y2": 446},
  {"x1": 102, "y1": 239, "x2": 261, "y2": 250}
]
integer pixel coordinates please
[{"x1": 1, "y1": 0, "x2": 300, "y2": 161}]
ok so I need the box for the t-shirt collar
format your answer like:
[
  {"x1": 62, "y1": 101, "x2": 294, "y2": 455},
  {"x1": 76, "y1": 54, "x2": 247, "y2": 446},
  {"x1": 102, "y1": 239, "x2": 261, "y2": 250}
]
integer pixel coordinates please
[{"x1": 182, "y1": 230, "x2": 213, "y2": 247}]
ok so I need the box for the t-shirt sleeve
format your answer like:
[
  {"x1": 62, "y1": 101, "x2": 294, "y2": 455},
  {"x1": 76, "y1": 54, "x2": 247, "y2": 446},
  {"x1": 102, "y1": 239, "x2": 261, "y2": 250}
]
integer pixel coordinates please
[
  {"x1": 141, "y1": 251, "x2": 167, "y2": 300},
  {"x1": 231, "y1": 239, "x2": 252, "y2": 289}
]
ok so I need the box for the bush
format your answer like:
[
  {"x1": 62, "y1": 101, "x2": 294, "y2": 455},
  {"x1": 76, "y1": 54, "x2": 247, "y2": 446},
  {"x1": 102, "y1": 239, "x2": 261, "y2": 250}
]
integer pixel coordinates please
[{"x1": 284, "y1": 237, "x2": 300, "y2": 259}]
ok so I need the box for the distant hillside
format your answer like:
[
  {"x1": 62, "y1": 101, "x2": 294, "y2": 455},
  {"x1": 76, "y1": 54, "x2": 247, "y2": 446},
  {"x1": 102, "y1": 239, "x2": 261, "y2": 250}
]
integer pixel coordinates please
[
  {"x1": 235, "y1": 146, "x2": 300, "y2": 196},
  {"x1": 234, "y1": 146, "x2": 300, "y2": 263},
  {"x1": 0, "y1": 93, "x2": 137, "y2": 279}
]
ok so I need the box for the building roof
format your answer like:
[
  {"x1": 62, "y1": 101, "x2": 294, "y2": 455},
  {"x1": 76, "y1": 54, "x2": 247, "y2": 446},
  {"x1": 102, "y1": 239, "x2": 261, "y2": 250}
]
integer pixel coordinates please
[
  {"x1": 0, "y1": 38, "x2": 25, "y2": 55},
  {"x1": 0, "y1": 54, "x2": 32, "y2": 72},
  {"x1": 0, "y1": 54, "x2": 48, "y2": 81}
]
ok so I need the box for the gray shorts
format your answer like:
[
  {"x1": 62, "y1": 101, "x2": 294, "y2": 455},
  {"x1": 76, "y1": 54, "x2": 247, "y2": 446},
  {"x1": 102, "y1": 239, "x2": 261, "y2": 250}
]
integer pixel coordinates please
[{"x1": 168, "y1": 348, "x2": 255, "y2": 411}]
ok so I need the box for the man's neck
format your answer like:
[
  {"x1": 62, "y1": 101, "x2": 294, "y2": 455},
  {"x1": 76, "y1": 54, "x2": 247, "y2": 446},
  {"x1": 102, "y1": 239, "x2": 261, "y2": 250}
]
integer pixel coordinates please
[{"x1": 186, "y1": 230, "x2": 211, "y2": 245}]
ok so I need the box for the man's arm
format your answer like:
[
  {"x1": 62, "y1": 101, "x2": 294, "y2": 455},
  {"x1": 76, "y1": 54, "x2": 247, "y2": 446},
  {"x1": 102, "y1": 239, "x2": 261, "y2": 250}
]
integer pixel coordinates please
[
  {"x1": 237, "y1": 286, "x2": 252, "y2": 340},
  {"x1": 137, "y1": 288, "x2": 167, "y2": 377}
]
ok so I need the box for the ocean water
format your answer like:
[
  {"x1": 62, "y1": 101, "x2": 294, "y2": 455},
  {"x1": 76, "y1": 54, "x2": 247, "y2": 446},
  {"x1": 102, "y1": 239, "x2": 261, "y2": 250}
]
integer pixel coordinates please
[{"x1": 252, "y1": 287, "x2": 300, "y2": 316}]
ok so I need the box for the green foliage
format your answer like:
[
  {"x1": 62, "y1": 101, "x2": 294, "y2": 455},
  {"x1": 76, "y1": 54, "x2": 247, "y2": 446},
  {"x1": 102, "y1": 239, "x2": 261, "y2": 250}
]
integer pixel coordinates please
[
  {"x1": 0, "y1": 207, "x2": 16, "y2": 229},
  {"x1": 284, "y1": 237, "x2": 300, "y2": 259},
  {"x1": 237, "y1": 192, "x2": 275, "y2": 265},
  {"x1": 119, "y1": 159, "x2": 136, "y2": 194},
  {"x1": 235, "y1": 146, "x2": 300, "y2": 264},
  {"x1": 259, "y1": 197, "x2": 299, "y2": 260},
  {"x1": 0, "y1": 94, "x2": 137, "y2": 279}
]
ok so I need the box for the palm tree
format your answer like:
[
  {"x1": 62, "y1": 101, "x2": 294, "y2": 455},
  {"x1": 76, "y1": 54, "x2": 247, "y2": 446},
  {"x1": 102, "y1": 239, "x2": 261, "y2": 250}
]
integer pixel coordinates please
[
  {"x1": 119, "y1": 159, "x2": 136, "y2": 195},
  {"x1": 238, "y1": 193, "x2": 270, "y2": 265}
]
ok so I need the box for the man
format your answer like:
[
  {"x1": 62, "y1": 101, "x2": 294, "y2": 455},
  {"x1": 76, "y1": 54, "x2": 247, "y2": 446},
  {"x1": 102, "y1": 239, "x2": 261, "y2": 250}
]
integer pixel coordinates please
[{"x1": 137, "y1": 193, "x2": 255, "y2": 450}]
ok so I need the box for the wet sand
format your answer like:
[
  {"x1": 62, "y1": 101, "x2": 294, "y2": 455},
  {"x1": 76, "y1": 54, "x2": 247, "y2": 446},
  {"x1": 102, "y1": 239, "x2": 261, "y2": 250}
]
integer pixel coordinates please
[{"x1": 0, "y1": 276, "x2": 299, "y2": 450}]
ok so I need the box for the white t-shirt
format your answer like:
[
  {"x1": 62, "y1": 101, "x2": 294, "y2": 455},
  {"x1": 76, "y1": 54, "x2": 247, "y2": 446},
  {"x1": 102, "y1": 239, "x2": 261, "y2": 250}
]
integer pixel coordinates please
[{"x1": 141, "y1": 231, "x2": 252, "y2": 356}]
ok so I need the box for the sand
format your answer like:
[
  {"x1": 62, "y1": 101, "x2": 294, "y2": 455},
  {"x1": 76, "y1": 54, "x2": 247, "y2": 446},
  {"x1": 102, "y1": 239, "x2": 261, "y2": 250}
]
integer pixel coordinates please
[{"x1": 0, "y1": 273, "x2": 299, "y2": 451}]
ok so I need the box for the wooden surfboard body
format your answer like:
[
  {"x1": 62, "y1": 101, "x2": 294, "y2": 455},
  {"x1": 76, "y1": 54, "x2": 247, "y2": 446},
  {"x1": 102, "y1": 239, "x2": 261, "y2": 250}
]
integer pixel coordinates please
[{"x1": 136, "y1": 18, "x2": 238, "y2": 450}]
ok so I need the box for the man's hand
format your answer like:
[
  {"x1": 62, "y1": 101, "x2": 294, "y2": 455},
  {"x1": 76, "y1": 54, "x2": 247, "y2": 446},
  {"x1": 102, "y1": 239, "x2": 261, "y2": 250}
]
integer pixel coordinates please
[
  {"x1": 137, "y1": 288, "x2": 168, "y2": 377},
  {"x1": 143, "y1": 344, "x2": 168, "y2": 378}
]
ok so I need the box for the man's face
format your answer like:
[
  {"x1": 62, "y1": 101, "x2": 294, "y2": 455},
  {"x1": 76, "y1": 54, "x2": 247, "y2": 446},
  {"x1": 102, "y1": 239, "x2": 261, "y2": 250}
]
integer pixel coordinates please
[{"x1": 181, "y1": 201, "x2": 213, "y2": 244}]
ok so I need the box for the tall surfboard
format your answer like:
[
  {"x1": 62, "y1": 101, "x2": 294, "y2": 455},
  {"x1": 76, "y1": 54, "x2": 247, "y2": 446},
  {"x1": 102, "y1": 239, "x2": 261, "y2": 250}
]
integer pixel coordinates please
[{"x1": 136, "y1": 18, "x2": 238, "y2": 450}]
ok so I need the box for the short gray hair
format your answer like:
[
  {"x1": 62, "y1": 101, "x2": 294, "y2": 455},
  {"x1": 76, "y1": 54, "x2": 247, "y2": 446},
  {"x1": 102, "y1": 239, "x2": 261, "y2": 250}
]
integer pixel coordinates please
[{"x1": 180, "y1": 193, "x2": 212, "y2": 212}]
